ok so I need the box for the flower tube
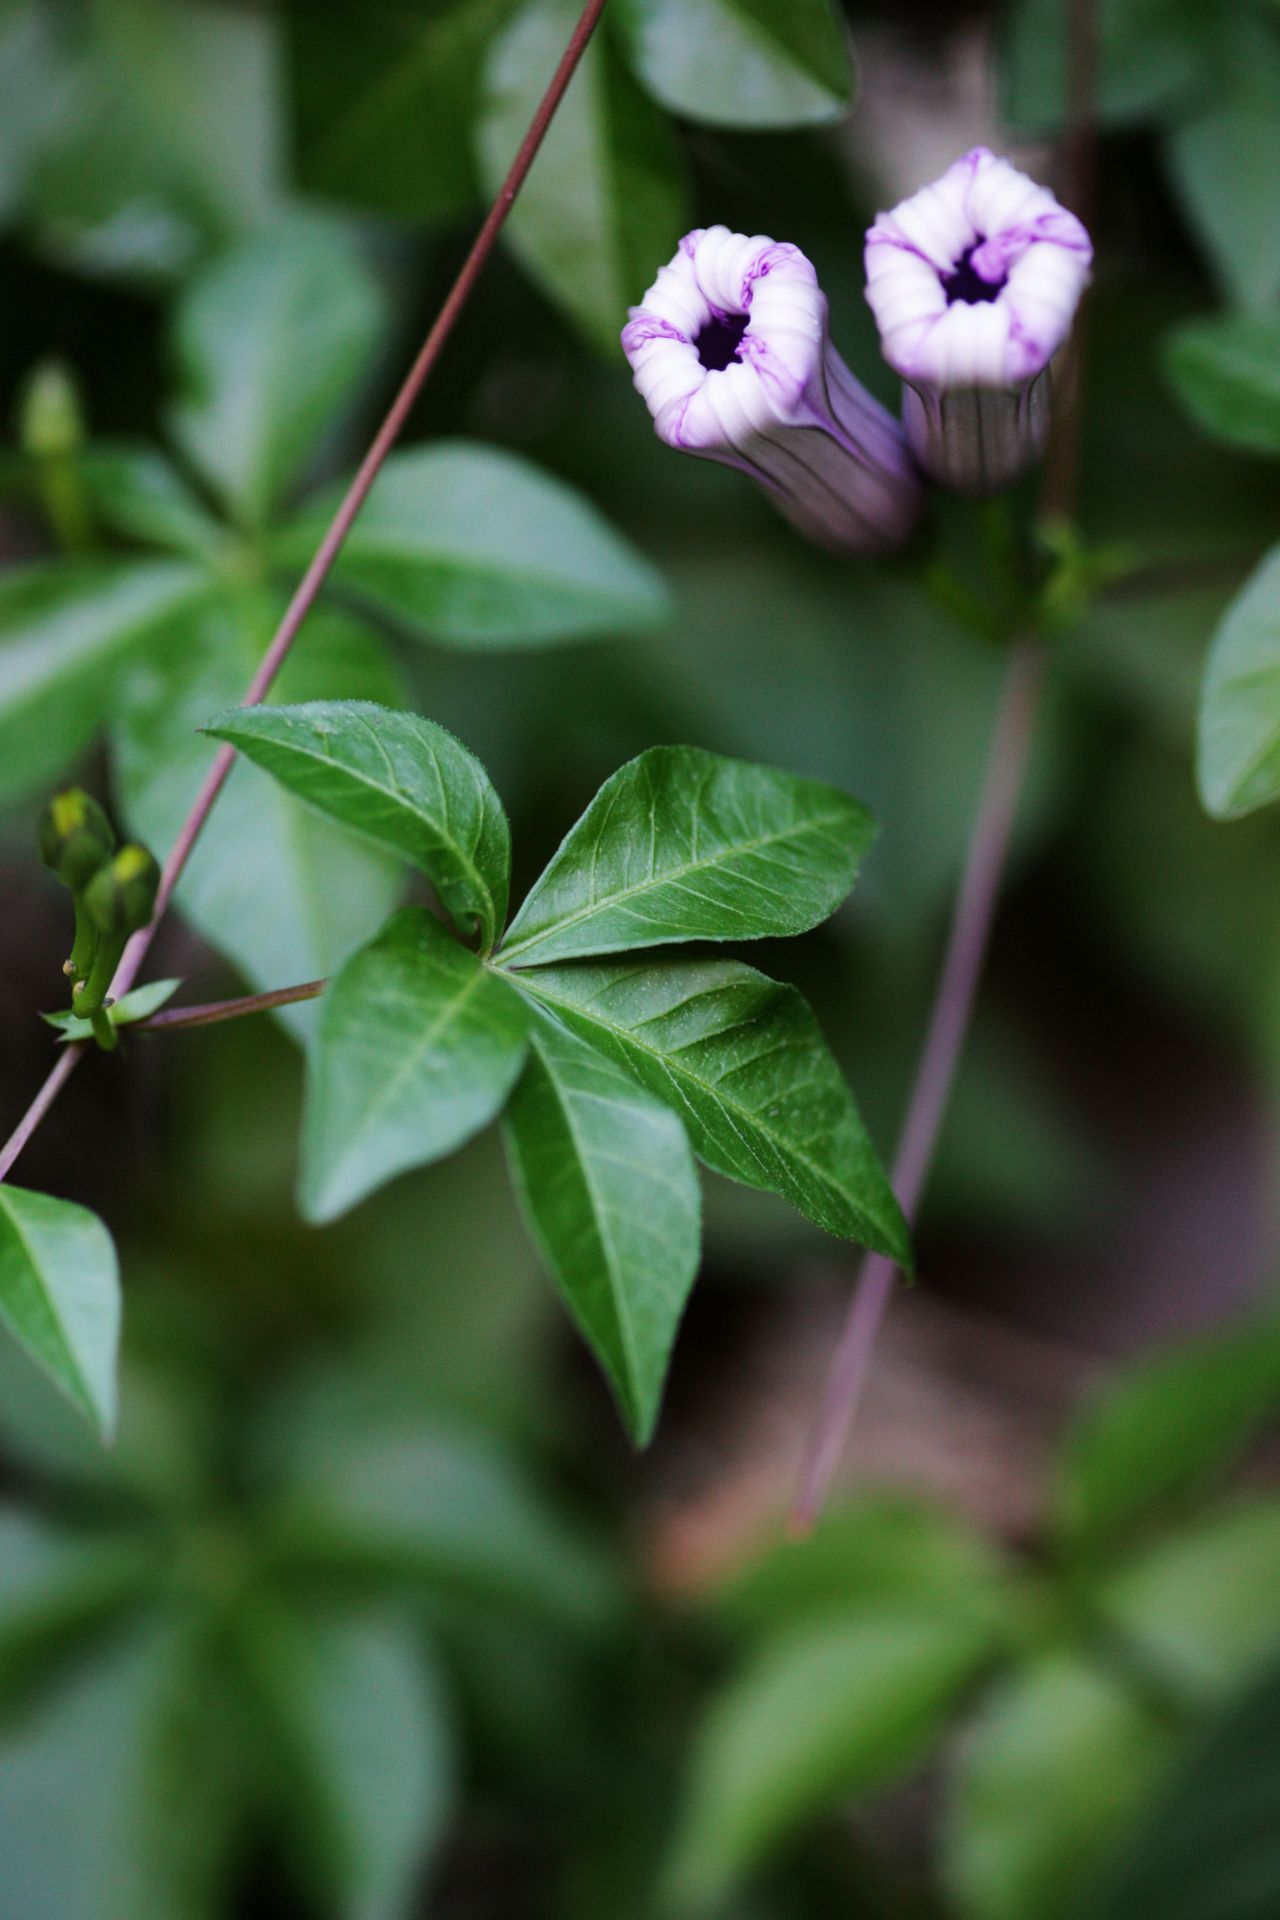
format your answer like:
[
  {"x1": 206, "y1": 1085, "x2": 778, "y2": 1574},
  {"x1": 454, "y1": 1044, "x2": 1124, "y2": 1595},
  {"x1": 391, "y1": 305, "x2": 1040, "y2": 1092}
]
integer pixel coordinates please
[
  {"x1": 864, "y1": 148, "x2": 1092, "y2": 496},
  {"x1": 622, "y1": 226, "x2": 922, "y2": 554}
]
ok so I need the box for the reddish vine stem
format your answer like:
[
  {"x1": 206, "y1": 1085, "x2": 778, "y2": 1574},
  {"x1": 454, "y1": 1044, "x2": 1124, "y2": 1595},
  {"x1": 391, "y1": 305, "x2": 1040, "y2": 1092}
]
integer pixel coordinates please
[
  {"x1": 136, "y1": 980, "x2": 327, "y2": 1035},
  {"x1": 0, "y1": 0, "x2": 609, "y2": 1187},
  {"x1": 791, "y1": 0, "x2": 1097, "y2": 1532}
]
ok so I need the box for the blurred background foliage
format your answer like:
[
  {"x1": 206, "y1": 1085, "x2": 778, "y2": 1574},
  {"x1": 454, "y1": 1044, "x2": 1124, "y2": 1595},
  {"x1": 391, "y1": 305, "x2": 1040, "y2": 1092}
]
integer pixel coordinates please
[{"x1": 2, "y1": 0, "x2": 1280, "y2": 1914}]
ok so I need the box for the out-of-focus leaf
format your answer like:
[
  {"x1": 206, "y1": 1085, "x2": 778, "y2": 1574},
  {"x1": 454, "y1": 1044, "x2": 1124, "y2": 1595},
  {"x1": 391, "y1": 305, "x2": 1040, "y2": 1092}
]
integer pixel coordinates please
[
  {"x1": 287, "y1": 0, "x2": 516, "y2": 223},
  {"x1": 1098, "y1": 1499, "x2": 1280, "y2": 1701},
  {"x1": 499, "y1": 746, "x2": 872, "y2": 965},
  {"x1": 272, "y1": 442, "x2": 670, "y2": 647},
  {"x1": 44, "y1": 977, "x2": 181, "y2": 1043},
  {"x1": 616, "y1": 0, "x2": 851, "y2": 129},
  {"x1": 21, "y1": 0, "x2": 281, "y2": 282},
  {"x1": 1161, "y1": 14, "x2": 1280, "y2": 313},
  {"x1": 1001, "y1": 0, "x2": 1207, "y2": 132},
  {"x1": 0, "y1": 1510, "x2": 155, "y2": 1698},
  {"x1": 202, "y1": 700, "x2": 511, "y2": 950},
  {"x1": 1197, "y1": 545, "x2": 1280, "y2": 818},
  {"x1": 1164, "y1": 314, "x2": 1280, "y2": 458},
  {"x1": 0, "y1": 1187, "x2": 120, "y2": 1439},
  {"x1": 667, "y1": 1609, "x2": 991, "y2": 1910},
  {"x1": 113, "y1": 592, "x2": 403, "y2": 1040},
  {"x1": 513, "y1": 959, "x2": 908, "y2": 1258},
  {"x1": 477, "y1": 0, "x2": 686, "y2": 350},
  {"x1": 0, "y1": 559, "x2": 212, "y2": 810},
  {"x1": 944, "y1": 1652, "x2": 1180, "y2": 1920},
  {"x1": 169, "y1": 217, "x2": 388, "y2": 531},
  {"x1": 1084, "y1": 1656, "x2": 1280, "y2": 1920},
  {"x1": 504, "y1": 1014, "x2": 700, "y2": 1444},
  {"x1": 239, "y1": 1601, "x2": 454, "y2": 1920},
  {"x1": 0, "y1": 1620, "x2": 239, "y2": 1920},
  {"x1": 301, "y1": 907, "x2": 530, "y2": 1223},
  {"x1": 268, "y1": 1423, "x2": 617, "y2": 1630},
  {"x1": 1053, "y1": 1316, "x2": 1280, "y2": 1555},
  {"x1": 0, "y1": 0, "x2": 68, "y2": 221},
  {"x1": 78, "y1": 444, "x2": 228, "y2": 560},
  {"x1": 714, "y1": 1496, "x2": 1012, "y2": 1640}
]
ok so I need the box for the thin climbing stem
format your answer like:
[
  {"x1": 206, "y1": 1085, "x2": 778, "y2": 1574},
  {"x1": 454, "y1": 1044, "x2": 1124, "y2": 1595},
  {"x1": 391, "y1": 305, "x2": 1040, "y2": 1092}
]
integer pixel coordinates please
[
  {"x1": 0, "y1": 0, "x2": 609, "y2": 1188},
  {"x1": 135, "y1": 980, "x2": 327, "y2": 1035}
]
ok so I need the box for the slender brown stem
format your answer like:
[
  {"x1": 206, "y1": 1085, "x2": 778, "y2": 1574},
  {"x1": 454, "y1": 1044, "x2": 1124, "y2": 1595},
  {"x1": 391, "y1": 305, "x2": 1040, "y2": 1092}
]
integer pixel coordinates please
[
  {"x1": 135, "y1": 980, "x2": 327, "y2": 1035},
  {"x1": 0, "y1": 0, "x2": 609, "y2": 1188}
]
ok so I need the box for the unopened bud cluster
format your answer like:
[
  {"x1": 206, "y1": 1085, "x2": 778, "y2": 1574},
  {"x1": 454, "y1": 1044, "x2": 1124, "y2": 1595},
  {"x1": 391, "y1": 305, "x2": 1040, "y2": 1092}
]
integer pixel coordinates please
[{"x1": 39, "y1": 790, "x2": 160, "y2": 1045}]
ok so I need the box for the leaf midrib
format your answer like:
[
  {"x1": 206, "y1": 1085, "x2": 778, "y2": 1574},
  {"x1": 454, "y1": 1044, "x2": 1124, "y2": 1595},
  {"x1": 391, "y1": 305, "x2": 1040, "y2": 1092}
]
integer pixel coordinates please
[
  {"x1": 0, "y1": 1199, "x2": 92, "y2": 1418},
  {"x1": 499, "y1": 805, "x2": 853, "y2": 962}
]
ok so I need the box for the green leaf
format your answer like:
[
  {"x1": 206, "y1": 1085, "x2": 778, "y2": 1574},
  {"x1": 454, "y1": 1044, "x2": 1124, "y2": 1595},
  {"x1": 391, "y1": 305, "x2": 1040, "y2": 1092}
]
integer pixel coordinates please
[
  {"x1": 1098, "y1": 1499, "x2": 1280, "y2": 1702},
  {"x1": 268, "y1": 1422, "x2": 617, "y2": 1630},
  {"x1": 0, "y1": 1187, "x2": 120, "y2": 1439},
  {"x1": 504, "y1": 1014, "x2": 700, "y2": 1444},
  {"x1": 1196, "y1": 545, "x2": 1280, "y2": 818},
  {"x1": 1001, "y1": 0, "x2": 1208, "y2": 133},
  {"x1": 168, "y1": 216, "x2": 388, "y2": 529},
  {"x1": 511, "y1": 959, "x2": 907, "y2": 1258},
  {"x1": 287, "y1": 0, "x2": 517, "y2": 223},
  {"x1": 0, "y1": 558, "x2": 212, "y2": 810},
  {"x1": 271, "y1": 441, "x2": 670, "y2": 648},
  {"x1": 202, "y1": 699, "x2": 511, "y2": 951},
  {"x1": 1164, "y1": 314, "x2": 1280, "y2": 458},
  {"x1": 0, "y1": 1509, "x2": 156, "y2": 1701},
  {"x1": 476, "y1": 0, "x2": 686, "y2": 350},
  {"x1": 78, "y1": 443, "x2": 228, "y2": 560},
  {"x1": 667, "y1": 1609, "x2": 991, "y2": 1910},
  {"x1": 238, "y1": 1600, "x2": 454, "y2": 1920},
  {"x1": 943, "y1": 1652, "x2": 1180, "y2": 1920},
  {"x1": 113, "y1": 592, "x2": 404, "y2": 1040},
  {"x1": 616, "y1": 0, "x2": 852, "y2": 129},
  {"x1": 1161, "y1": 13, "x2": 1280, "y2": 313},
  {"x1": 1053, "y1": 1316, "x2": 1280, "y2": 1555},
  {"x1": 1084, "y1": 1656, "x2": 1280, "y2": 1920},
  {"x1": 0, "y1": 1620, "x2": 240, "y2": 1920},
  {"x1": 301, "y1": 907, "x2": 530, "y2": 1223},
  {"x1": 43, "y1": 977, "x2": 182, "y2": 1043},
  {"x1": 499, "y1": 745, "x2": 873, "y2": 966}
]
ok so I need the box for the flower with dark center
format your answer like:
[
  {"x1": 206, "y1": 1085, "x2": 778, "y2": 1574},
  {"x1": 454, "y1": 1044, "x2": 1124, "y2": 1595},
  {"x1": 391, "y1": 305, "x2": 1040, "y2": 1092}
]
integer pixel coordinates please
[
  {"x1": 865, "y1": 148, "x2": 1092, "y2": 496},
  {"x1": 622, "y1": 225, "x2": 922, "y2": 554}
]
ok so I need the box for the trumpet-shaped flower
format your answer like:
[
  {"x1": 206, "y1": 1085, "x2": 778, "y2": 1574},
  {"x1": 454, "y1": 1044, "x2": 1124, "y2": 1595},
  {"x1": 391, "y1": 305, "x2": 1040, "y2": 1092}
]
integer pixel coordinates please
[
  {"x1": 864, "y1": 148, "x2": 1092, "y2": 495},
  {"x1": 622, "y1": 226, "x2": 922, "y2": 554}
]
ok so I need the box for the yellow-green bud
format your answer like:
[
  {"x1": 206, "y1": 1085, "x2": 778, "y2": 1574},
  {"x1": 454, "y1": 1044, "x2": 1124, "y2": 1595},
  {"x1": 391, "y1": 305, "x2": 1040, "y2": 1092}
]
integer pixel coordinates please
[
  {"x1": 38, "y1": 788, "x2": 116, "y2": 891},
  {"x1": 83, "y1": 843, "x2": 161, "y2": 940},
  {"x1": 18, "y1": 360, "x2": 85, "y2": 463}
]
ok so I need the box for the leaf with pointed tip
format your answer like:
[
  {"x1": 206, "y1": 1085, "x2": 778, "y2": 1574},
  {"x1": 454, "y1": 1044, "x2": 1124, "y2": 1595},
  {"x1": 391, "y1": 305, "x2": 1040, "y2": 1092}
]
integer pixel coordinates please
[
  {"x1": 511, "y1": 959, "x2": 907, "y2": 1259},
  {"x1": 302, "y1": 908, "x2": 530, "y2": 1223},
  {"x1": 504, "y1": 1014, "x2": 700, "y2": 1444},
  {"x1": 1197, "y1": 545, "x2": 1280, "y2": 818},
  {"x1": 616, "y1": 0, "x2": 852, "y2": 130},
  {"x1": 203, "y1": 699, "x2": 510, "y2": 950},
  {"x1": 500, "y1": 745, "x2": 873, "y2": 966},
  {"x1": 271, "y1": 442, "x2": 670, "y2": 648},
  {"x1": 0, "y1": 1187, "x2": 120, "y2": 1439},
  {"x1": 43, "y1": 978, "x2": 181, "y2": 1043}
]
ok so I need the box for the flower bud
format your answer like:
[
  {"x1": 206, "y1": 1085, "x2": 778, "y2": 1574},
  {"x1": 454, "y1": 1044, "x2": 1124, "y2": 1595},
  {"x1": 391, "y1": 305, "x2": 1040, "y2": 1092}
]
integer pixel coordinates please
[
  {"x1": 622, "y1": 226, "x2": 922, "y2": 554},
  {"x1": 18, "y1": 359, "x2": 85, "y2": 463},
  {"x1": 38, "y1": 788, "x2": 116, "y2": 891},
  {"x1": 864, "y1": 148, "x2": 1092, "y2": 496},
  {"x1": 83, "y1": 843, "x2": 161, "y2": 942}
]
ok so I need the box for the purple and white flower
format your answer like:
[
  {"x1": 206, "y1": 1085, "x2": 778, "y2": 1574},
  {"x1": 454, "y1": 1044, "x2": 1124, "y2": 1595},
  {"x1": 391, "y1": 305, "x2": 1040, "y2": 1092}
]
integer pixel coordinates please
[
  {"x1": 864, "y1": 148, "x2": 1092, "y2": 496},
  {"x1": 622, "y1": 225, "x2": 922, "y2": 554}
]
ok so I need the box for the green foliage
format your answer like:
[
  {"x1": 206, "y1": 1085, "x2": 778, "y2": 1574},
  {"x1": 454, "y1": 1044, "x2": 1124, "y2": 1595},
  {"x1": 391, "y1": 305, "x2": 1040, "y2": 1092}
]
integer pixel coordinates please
[
  {"x1": 1197, "y1": 545, "x2": 1280, "y2": 817},
  {"x1": 0, "y1": 1187, "x2": 120, "y2": 1438},
  {"x1": 499, "y1": 744, "x2": 872, "y2": 964},
  {"x1": 504, "y1": 1015, "x2": 701, "y2": 1443},
  {"x1": 1001, "y1": 0, "x2": 1209, "y2": 132},
  {"x1": 615, "y1": 0, "x2": 852, "y2": 130},
  {"x1": 1164, "y1": 313, "x2": 1280, "y2": 458},
  {"x1": 301, "y1": 906, "x2": 532, "y2": 1224}
]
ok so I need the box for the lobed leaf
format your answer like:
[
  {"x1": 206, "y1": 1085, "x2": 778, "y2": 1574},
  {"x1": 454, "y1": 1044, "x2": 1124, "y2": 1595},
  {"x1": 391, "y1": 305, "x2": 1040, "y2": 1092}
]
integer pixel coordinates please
[
  {"x1": 301, "y1": 907, "x2": 530, "y2": 1223},
  {"x1": 504, "y1": 1014, "x2": 700, "y2": 1444},
  {"x1": 0, "y1": 1187, "x2": 121, "y2": 1440},
  {"x1": 271, "y1": 441, "x2": 670, "y2": 648},
  {"x1": 499, "y1": 745, "x2": 874, "y2": 966},
  {"x1": 511, "y1": 958, "x2": 907, "y2": 1259},
  {"x1": 203, "y1": 699, "x2": 511, "y2": 951}
]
